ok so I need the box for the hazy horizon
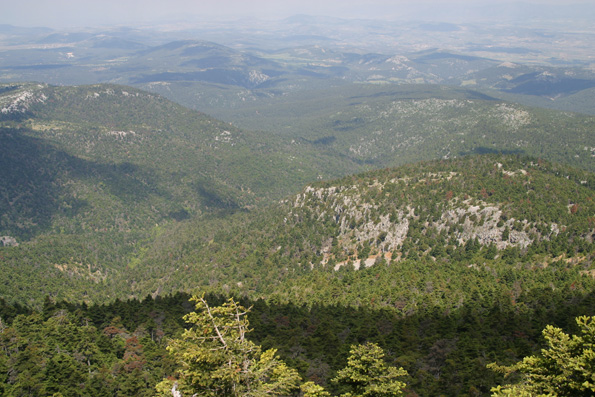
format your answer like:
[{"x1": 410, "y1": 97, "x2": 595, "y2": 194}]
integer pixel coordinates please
[{"x1": 3, "y1": 0, "x2": 595, "y2": 29}]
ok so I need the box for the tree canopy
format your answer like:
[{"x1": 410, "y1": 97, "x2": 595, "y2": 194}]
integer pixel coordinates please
[
  {"x1": 156, "y1": 295, "x2": 301, "y2": 396},
  {"x1": 332, "y1": 342, "x2": 408, "y2": 396},
  {"x1": 489, "y1": 315, "x2": 595, "y2": 396}
]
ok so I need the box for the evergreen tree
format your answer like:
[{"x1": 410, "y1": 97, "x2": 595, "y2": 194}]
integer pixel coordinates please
[
  {"x1": 156, "y1": 294, "x2": 301, "y2": 396},
  {"x1": 301, "y1": 381, "x2": 332, "y2": 396},
  {"x1": 332, "y1": 342, "x2": 408, "y2": 396},
  {"x1": 489, "y1": 315, "x2": 595, "y2": 396}
]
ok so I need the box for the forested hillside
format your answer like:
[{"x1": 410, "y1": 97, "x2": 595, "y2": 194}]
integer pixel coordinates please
[
  {"x1": 1, "y1": 146, "x2": 594, "y2": 394},
  {"x1": 124, "y1": 155, "x2": 594, "y2": 300},
  {"x1": 1, "y1": 276, "x2": 594, "y2": 395},
  {"x1": 193, "y1": 84, "x2": 595, "y2": 173},
  {"x1": 113, "y1": 155, "x2": 594, "y2": 394},
  {"x1": 4, "y1": 82, "x2": 593, "y2": 305},
  {"x1": 0, "y1": 83, "x2": 343, "y2": 304},
  {"x1": 1, "y1": 82, "x2": 594, "y2": 395}
]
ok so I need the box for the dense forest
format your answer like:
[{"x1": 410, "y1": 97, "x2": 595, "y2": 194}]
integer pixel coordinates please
[
  {"x1": 1, "y1": 150, "x2": 594, "y2": 394},
  {"x1": 127, "y1": 155, "x2": 595, "y2": 304},
  {"x1": 1, "y1": 287, "x2": 594, "y2": 395},
  {"x1": 1, "y1": 82, "x2": 594, "y2": 306},
  {"x1": 1, "y1": 81, "x2": 594, "y2": 395}
]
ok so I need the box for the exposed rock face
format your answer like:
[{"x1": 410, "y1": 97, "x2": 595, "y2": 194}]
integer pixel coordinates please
[
  {"x1": 248, "y1": 70, "x2": 270, "y2": 86},
  {"x1": 0, "y1": 84, "x2": 48, "y2": 115},
  {"x1": 438, "y1": 201, "x2": 534, "y2": 249},
  {"x1": 351, "y1": 213, "x2": 410, "y2": 252},
  {"x1": 291, "y1": 163, "x2": 568, "y2": 269},
  {"x1": 0, "y1": 236, "x2": 18, "y2": 247}
]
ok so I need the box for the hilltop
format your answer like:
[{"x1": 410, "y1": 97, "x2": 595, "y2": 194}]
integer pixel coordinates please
[
  {"x1": 106, "y1": 154, "x2": 595, "y2": 394},
  {"x1": 128, "y1": 155, "x2": 595, "y2": 304},
  {"x1": 0, "y1": 14, "x2": 594, "y2": 396},
  {"x1": 1, "y1": 98, "x2": 595, "y2": 392}
]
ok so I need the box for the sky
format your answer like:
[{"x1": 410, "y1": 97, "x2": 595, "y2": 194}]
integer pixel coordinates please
[{"x1": 2, "y1": 0, "x2": 594, "y2": 28}]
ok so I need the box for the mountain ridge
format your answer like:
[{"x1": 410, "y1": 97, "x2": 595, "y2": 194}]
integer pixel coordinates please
[
  {"x1": 126, "y1": 154, "x2": 595, "y2": 306},
  {"x1": 0, "y1": 82, "x2": 336, "y2": 303}
]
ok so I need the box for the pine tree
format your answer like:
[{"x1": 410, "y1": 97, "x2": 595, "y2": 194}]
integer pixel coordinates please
[
  {"x1": 489, "y1": 315, "x2": 595, "y2": 396},
  {"x1": 332, "y1": 342, "x2": 408, "y2": 396},
  {"x1": 156, "y1": 294, "x2": 301, "y2": 396}
]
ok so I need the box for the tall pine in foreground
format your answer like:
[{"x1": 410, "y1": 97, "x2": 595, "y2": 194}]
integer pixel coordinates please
[
  {"x1": 330, "y1": 342, "x2": 408, "y2": 396},
  {"x1": 156, "y1": 295, "x2": 301, "y2": 396}
]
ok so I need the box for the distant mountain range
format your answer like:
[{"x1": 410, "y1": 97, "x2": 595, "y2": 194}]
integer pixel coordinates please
[{"x1": 1, "y1": 18, "x2": 595, "y2": 115}]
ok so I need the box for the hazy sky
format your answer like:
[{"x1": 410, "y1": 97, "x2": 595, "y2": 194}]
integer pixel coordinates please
[{"x1": 2, "y1": 0, "x2": 593, "y2": 28}]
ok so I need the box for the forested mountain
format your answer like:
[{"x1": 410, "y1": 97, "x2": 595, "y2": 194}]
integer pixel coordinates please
[
  {"x1": 127, "y1": 155, "x2": 595, "y2": 302},
  {"x1": 0, "y1": 82, "x2": 345, "y2": 304},
  {"x1": 1, "y1": 84, "x2": 594, "y2": 395},
  {"x1": 190, "y1": 84, "x2": 595, "y2": 173},
  {"x1": 1, "y1": 82, "x2": 594, "y2": 306},
  {"x1": 1, "y1": 8, "x2": 595, "y2": 395},
  {"x1": 0, "y1": 155, "x2": 593, "y2": 395}
]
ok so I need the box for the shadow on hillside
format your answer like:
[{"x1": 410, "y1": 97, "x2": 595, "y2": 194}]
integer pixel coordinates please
[
  {"x1": 0, "y1": 127, "x2": 166, "y2": 240},
  {"x1": 506, "y1": 74, "x2": 595, "y2": 97},
  {"x1": 242, "y1": 289, "x2": 595, "y2": 396},
  {"x1": 69, "y1": 286, "x2": 595, "y2": 396},
  {"x1": 192, "y1": 181, "x2": 241, "y2": 210},
  {"x1": 347, "y1": 86, "x2": 498, "y2": 102}
]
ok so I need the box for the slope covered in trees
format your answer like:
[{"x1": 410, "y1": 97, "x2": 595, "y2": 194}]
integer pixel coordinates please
[
  {"x1": 0, "y1": 82, "x2": 347, "y2": 304},
  {"x1": 0, "y1": 154, "x2": 593, "y2": 394},
  {"x1": 197, "y1": 83, "x2": 595, "y2": 173},
  {"x1": 0, "y1": 81, "x2": 594, "y2": 395},
  {"x1": 1, "y1": 14, "x2": 595, "y2": 396},
  {"x1": 1, "y1": 289, "x2": 594, "y2": 396},
  {"x1": 3, "y1": 82, "x2": 593, "y2": 305},
  {"x1": 129, "y1": 155, "x2": 595, "y2": 303}
]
